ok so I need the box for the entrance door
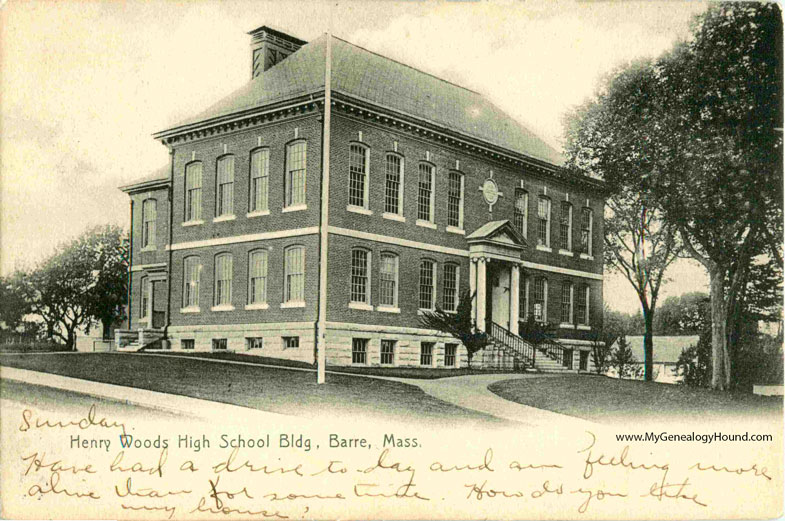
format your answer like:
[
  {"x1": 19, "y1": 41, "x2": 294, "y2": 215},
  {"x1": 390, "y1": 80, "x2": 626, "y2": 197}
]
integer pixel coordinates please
[{"x1": 487, "y1": 262, "x2": 511, "y2": 329}]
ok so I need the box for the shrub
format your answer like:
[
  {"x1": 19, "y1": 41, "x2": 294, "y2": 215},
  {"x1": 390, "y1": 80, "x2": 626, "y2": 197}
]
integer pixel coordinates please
[{"x1": 609, "y1": 335, "x2": 637, "y2": 379}]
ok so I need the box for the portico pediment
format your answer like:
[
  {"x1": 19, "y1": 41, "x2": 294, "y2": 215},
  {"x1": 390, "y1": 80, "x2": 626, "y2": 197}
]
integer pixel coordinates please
[{"x1": 466, "y1": 220, "x2": 526, "y2": 262}]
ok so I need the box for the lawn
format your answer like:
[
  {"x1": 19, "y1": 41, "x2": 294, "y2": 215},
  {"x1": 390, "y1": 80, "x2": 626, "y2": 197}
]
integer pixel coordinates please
[
  {"x1": 0, "y1": 352, "x2": 503, "y2": 426},
  {"x1": 489, "y1": 374, "x2": 783, "y2": 423}
]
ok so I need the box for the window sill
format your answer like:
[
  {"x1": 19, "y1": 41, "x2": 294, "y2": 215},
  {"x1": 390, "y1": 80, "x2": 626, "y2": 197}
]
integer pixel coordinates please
[
  {"x1": 211, "y1": 305, "x2": 235, "y2": 312},
  {"x1": 577, "y1": 324, "x2": 591, "y2": 331},
  {"x1": 182, "y1": 220, "x2": 204, "y2": 227},
  {"x1": 559, "y1": 323, "x2": 576, "y2": 329},
  {"x1": 281, "y1": 301, "x2": 305, "y2": 308},
  {"x1": 246, "y1": 210, "x2": 270, "y2": 218},
  {"x1": 416, "y1": 219, "x2": 437, "y2": 230},
  {"x1": 558, "y1": 249, "x2": 574, "y2": 257},
  {"x1": 580, "y1": 253, "x2": 594, "y2": 261},
  {"x1": 382, "y1": 212, "x2": 405, "y2": 222},
  {"x1": 245, "y1": 303, "x2": 269, "y2": 310},
  {"x1": 536, "y1": 245, "x2": 552, "y2": 253},
  {"x1": 349, "y1": 302, "x2": 374, "y2": 311},
  {"x1": 446, "y1": 226, "x2": 465, "y2": 235},
  {"x1": 376, "y1": 305, "x2": 401, "y2": 314},
  {"x1": 139, "y1": 246, "x2": 157, "y2": 252},
  {"x1": 282, "y1": 204, "x2": 307, "y2": 213},
  {"x1": 347, "y1": 206, "x2": 373, "y2": 216},
  {"x1": 213, "y1": 214, "x2": 236, "y2": 223},
  {"x1": 180, "y1": 307, "x2": 200, "y2": 314},
  {"x1": 417, "y1": 308, "x2": 435, "y2": 316}
]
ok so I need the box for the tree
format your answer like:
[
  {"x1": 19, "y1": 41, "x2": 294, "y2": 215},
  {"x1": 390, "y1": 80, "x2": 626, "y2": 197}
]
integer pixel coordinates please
[
  {"x1": 0, "y1": 272, "x2": 31, "y2": 331},
  {"x1": 654, "y1": 292, "x2": 710, "y2": 335},
  {"x1": 419, "y1": 290, "x2": 489, "y2": 368},
  {"x1": 588, "y1": 306, "x2": 626, "y2": 375},
  {"x1": 609, "y1": 335, "x2": 637, "y2": 379},
  {"x1": 563, "y1": 3, "x2": 783, "y2": 390},
  {"x1": 22, "y1": 225, "x2": 129, "y2": 349}
]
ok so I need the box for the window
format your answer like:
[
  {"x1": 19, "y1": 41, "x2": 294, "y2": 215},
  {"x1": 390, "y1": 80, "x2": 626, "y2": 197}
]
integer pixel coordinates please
[
  {"x1": 581, "y1": 208, "x2": 593, "y2": 255},
  {"x1": 350, "y1": 249, "x2": 371, "y2": 304},
  {"x1": 579, "y1": 350, "x2": 589, "y2": 371},
  {"x1": 348, "y1": 144, "x2": 369, "y2": 209},
  {"x1": 212, "y1": 338, "x2": 228, "y2": 350},
  {"x1": 380, "y1": 340, "x2": 395, "y2": 365},
  {"x1": 443, "y1": 263, "x2": 460, "y2": 312},
  {"x1": 214, "y1": 254, "x2": 233, "y2": 307},
  {"x1": 563, "y1": 348, "x2": 574, "y2": 369},
  {"x1": 185, "y1": 162, "x2": 203, "y2": 222},
  {"x1": 514, "y1": 189, "x2": 528, "y2": 238},
  {"x1": 216, "y1": 156, "x2": 235, "y2": 217},
  {"x1": 285, "y1": 141, "x2": 307, "y2": 207},
  {"x1": 445, "y1": 343, "x2": 457, "y2": 367},
  {"x1": 419, "y1": 260, "x2": 436, "y2": 310},
  {"x1": 351, "y1": 338, "x2": 368, "y2": 365},
  {"x1": 142, "y1": 199, "x2": 156, "y2": 248},
  {"x1": 284, "y1": 246, "x2": 305, "y2": 303},
  {"x1": 417, "y1": 163, "x2": 434, "y2": 222},
  {"x1": 561, "y1": 281, "x2": 573, "y2": 323},
  {"x1": 283, "y1": 336, "x2": 299, "y2": 349},
  {"x1": 248, "y1": 250, "x2": 268, "y2": 305},
  {"x1": 249, "y1": 149, "x2": 269, "y2": 213},
  {"x1": 140, "y1": 276, "x2": 150, "y2": 319},
  {"x1": 447, "y1": 172, "x2": 464, "y2": 229},
  {"x1": 384, "y1": 154, "x2": 403, "y2": 215},
  {"x1": 420, "y1": 342, "x2": 434, "y2": 366},
  {"x1": 538, "y1": 196, "x2": 551, "y2": 247},
  {"x1": 576, "y1": 284, "x2": 588, "y2": 325},
  {"x1": 181, "y1": 339, "x2": 195, "y2": 350},
  {"x1": 379, "y1": 253, "x2": 399, "y2": 307},
  {"x1": 534, "y1": 277, "x2": 547, "y2": 322},
  {"x1": 519, "y1": 275, "x2": 529, "y2": 320},
  {"x1": 560, "y1": 202, "x2": 572, "y2": 251},
  {"x1": 247, "y1": 337, "x2": 264, "y2": 350},
  {"x1": 183, "y1": 256, "x2": 201, "y2": 308}
]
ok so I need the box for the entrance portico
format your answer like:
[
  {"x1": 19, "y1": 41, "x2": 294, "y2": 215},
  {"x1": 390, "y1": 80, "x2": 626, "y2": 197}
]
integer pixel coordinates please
[{"x1": 467, "y1": 221, "x2": 526, "y2": 335}]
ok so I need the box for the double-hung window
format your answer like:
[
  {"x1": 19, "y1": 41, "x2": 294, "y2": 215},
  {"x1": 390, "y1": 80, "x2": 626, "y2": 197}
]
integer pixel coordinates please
[
  {"x1": 447, "y1": 172, "x2": 464, "y2": 229},
  {"x1": 248, "y1": 250, "x2": 268, "y2": 306},
  {"x1": 214, "y1": 254, "x2": 233, "y2": 307},
  {"x1": 350, "y1": 249, "x2": 371, "y2": 305},
  {"x1": 140, "y1": 276, "x2": 150, "y2": 319},
  {"x1": 519, "y1": 275, "x2": 529, "y2": 321},
  {"x1": 348, "y1": 144, "x2": 369, "y2": 210},
  {"x1": 384, "y1": 154, "x2": 404, "y2": 216},
  {"x1": 561, "y1": 281, "x2": 573, "y2": 324},
  {"x1": 581, "y1": 208, "x2": 593, "y2": 256},
  {"x1": 142, "y1": 199, "x2": 156, "y2": 248},
  {"x1": 380, "y1": 340, "x2": 395, "y2": 365},
  {"x1": 285, "y1": 141, "x2": 307, "y2": 208},
  {"x1": 538, "y1": 196, "x2": 551, "y2": 247},
  {"x1": 576, "y1": 284, "x2": 588, "y2": 325},
  {"x1": 215, "y1": 156, "x2": 235, "y2": 218},
  {"x1": 283, "y1": 246, "x2": 305, "y2": 304},
  {"x1": 184, "y1": 162, "x2": 202, "y2": 222},
  {"x1": 419, "y1": 260, "x2": 436, "y2": 310},
  {"x1": 417, "y1": 163, "x2": 435, "y2": 223},
  {"x1": 183, "y1": 256, "x2": 201, "y2": 309},
  {"x1": 420, "y1": 342, "x2": 434, "y2": 366},
  {"x1": 560, "y1": 202, "x2": 572, "y2": 251},
  {"x1": 379, "y1": 253, "x2": 399, "y2": 308},
  {"x1": 534, "y1": 277, "x2": 547, "y2": 322},
  {"x1": 249, "y1": 149, "x2": 269, "y2": 214},
  {"x1": 352, "y1": 338, "x2": 368, "y2": 365},
  {"x1": 514, "y1": 189, "x2": 528, "y2": 238},
  {"x1": 443, "y1": 263, "x2": 460, "y2": 312}
]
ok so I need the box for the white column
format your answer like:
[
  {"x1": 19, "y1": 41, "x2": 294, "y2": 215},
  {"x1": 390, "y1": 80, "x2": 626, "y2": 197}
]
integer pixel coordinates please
[
  {"x1": 510, "y1": 264, "x2": 520, "y2": 335},
  {"x1": 476, "y1": 258, "x2": 487, "y2": 331},
  {"x1": 470, "y1": 258, "x2": 477, "y2": 327}
]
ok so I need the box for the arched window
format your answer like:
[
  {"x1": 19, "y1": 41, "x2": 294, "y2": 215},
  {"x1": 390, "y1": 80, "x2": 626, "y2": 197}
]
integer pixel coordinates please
[
  {"x1": 348, "y1": 143, "x2": 370, "y2": 209},
  {"x1": 214, "y1": 253, "x2": 233, "y2": 307},
  {"x1": 560, "y1": 201, "x2": 573, "y2": 252},
  {"x1": 216, "y1": 156, "x2": 235, "y2": 217},
  {"x1": 350, "y1": 248, "x2": 371, "y2": 304},
  {"x1": 561, "y1": 281, "x2": 573, "y2": 324},
  {"x1": 514, "y1": 189, "x2": 528, "y2": 238},
  {"x1": 184, "y1": 162, "x2": 203, "y2": 222},
  {"x1": 142, "y1": 199, "x2": 156, "y2": 248},
  {"x1": 249, "y1": 149, "x2": 269, "y2": 213},
  {"x1": 283, "y1": 245, "x2": 305, "y2": 303},
  {"x1": 379, "y1": 253, "x2": 399, "y2": 308},
  {"x1": 447, "y1": 171, "x2": 464, "y2": 229},
  {"x1": 534, "y1": 277, "x2": 548, "y2": 322},
  {"x1": 183, "y1": 256, "x2": 201, "y2": 309},
  {"x1": 443, "y1": 263, "x2": 460, "y2": 312},
  {"x1": 537, "y1": 196, "x2": 551, "y2": 247},
  {"x1": 248, "y1": 250, "x2": 268, "y2": 305},
  {"x1": 419, "y1": 259, "x2": 436, "y2": 310},
  {"x1": 384, "y1": 154, "x2": 404, "y2": 216},
  {"x1": 285, "y1": 141, "x2": 307, "y2": 208},
  {"x1": 140, "y1": 276, "x2": 150, "y2": 319},
  {"x1": 417, "y1": 163, "x2": 435, "y2": 223}
]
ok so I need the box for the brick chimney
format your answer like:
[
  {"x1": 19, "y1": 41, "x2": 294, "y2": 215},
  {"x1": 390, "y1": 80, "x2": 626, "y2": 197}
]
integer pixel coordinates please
[{"x1": 248, "y1": 26, "x2": 307, "y2": 78}]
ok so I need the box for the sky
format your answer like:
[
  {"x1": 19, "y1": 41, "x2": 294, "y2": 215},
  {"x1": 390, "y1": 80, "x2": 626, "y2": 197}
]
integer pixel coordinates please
[{"x1": 0, "y1": 0, "x2": 710, "y2": 313}]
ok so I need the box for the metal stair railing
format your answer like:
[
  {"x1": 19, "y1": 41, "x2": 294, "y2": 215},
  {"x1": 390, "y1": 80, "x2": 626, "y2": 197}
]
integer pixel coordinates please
[
  {"x1": 486, "y1": 320, "x2": 536, "y2": 368},
  {"x1": 537, "y1": 336, "x2": 569, "y2": 367}
]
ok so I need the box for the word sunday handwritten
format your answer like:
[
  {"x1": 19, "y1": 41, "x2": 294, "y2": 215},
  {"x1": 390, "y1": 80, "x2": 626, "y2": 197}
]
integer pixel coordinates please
[{"x1": 19, "y1": 405, "x2": 127, "y2": 436}]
